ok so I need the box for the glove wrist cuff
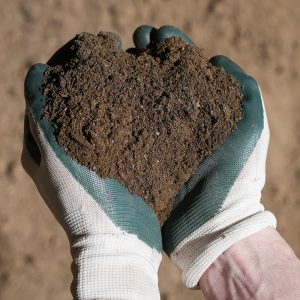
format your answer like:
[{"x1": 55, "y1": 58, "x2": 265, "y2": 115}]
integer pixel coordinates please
[
  {"x1": 70, "y1": 233, "x2": 162, "y2": 299},
  {"x1": 171, "y1": 210, "x2": 276, "y2": 289}
]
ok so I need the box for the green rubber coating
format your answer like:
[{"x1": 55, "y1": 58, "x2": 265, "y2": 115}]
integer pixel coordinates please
[
  {"x1": 133, "y1": 25, "x2": 158, "y2": 49},
  {"x1": 24, "y1": 63, "x2": 162, "y2": 252}
]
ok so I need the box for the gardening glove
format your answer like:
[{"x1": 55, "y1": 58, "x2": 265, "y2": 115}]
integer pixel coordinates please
[
  {"x1": 22, "y1": 35, "x2": 162, "y2": 300},
  {"x1": 134, "y1": 25, "x2": 276, "y2": 288}
]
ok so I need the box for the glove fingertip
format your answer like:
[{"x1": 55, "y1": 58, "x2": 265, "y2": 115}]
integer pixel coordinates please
[{"x1": 133, "y1": 25, "x2": 157, "y2": 49}]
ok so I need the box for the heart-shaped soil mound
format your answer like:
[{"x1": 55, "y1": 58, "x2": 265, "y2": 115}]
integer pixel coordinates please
[{"x1": 42, "y1": 32, "x2": 243, "y2": 225}]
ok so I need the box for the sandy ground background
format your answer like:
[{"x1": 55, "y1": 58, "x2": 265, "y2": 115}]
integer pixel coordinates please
[{"x1": 0, "y1": 1, "x2": 299, "y2": 299}]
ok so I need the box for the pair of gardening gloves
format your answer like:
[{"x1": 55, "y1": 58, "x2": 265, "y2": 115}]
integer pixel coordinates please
[{"x1": 22, "y1": 25, "x2": 276, "y2": 300}]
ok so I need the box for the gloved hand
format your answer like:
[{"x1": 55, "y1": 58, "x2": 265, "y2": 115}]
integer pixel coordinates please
[
  {"x1": 22, "y1": 34, "x2": 162, "y2": 300},
  {"x1": 134, "y1": 25, "x2": 277, "y2": 289}
]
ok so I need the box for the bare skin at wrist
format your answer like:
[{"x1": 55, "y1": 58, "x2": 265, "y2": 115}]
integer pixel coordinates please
[{"x1": 199, "y1": 227, "x2": 300, "y2": 300}]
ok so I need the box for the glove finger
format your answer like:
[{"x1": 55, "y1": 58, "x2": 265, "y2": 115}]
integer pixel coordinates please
[
  {"x1": 154, "y1": 25, "x2": 194, "y2": 45},
  {"x1": 209, "y1": 55, "x2": 263, "y2": 118},
  {"x1": 24, "y1": 63, "x2": 58, "y2": 158},
  {"x1": 133, "y1": 25, "x2": 158, "y2": 49},
  {"x1": 210, "y1": 55, "x2": 245, "y2": 73},
  {"x1": 25, "y1": 63, "x2": 48, "y2": 117},
  {"x1": 23, "y1": 64, "x2": 49, "y2": 177},
  {"x1": 209, "y1": 55, "x2": 246, "y2": 82}
]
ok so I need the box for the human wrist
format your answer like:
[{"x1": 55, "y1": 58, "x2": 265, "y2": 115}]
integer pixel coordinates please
[
  {"x1": 199, "y1": 227, "x2": 300, "y2": 300},
  {"x1": 70, "y1": 234, "x2": 161, "y2": 300}
]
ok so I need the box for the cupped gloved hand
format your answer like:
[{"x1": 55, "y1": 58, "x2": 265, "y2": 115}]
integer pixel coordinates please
[
  {"x1": 134, "y1": 25, "x2": 277, "y2": 289},
  {"x1": 22, "y1": 34, "x2": 162, "y2": 300}
]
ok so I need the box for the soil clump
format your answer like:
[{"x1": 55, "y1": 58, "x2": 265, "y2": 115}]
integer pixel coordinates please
[{"x1": 42, "y1": 32, "x2": 243, "y2": 225}]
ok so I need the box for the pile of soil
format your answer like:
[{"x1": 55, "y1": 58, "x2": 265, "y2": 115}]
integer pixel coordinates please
[{"x1": 42, "y1": 32, "x2": 243, "y2": 225}]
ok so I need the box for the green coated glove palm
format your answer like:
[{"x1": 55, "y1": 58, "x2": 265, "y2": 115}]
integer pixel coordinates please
[
  {"x1": 134, "y1": 25, "x2": 276, "y2": 288},
  {"x1": 22, "y1": 33, "x2": 162, "y2": 300}
]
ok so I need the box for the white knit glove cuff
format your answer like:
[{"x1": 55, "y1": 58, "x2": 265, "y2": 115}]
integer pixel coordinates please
[
  {"x1": 70, "y1": 235, "x2": 161, "y2": 300},
  {"x1": 171, "y1": 210, "x2": 276, "y2": 288}
]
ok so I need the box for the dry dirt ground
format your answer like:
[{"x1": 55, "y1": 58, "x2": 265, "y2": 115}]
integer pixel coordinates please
[{"x1": 0, "y1": 1, "x2": 299, "y2": 299}]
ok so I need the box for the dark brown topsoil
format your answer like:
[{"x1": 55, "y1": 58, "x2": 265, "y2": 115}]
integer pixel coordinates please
[{"x1": 42, "y1": 32, "x2": 243, "y2": 226}]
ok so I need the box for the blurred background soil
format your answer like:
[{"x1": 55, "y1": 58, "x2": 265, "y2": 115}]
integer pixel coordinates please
[{"x1": 0, "y1": 1, "x2": 299, "y2": 299}]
